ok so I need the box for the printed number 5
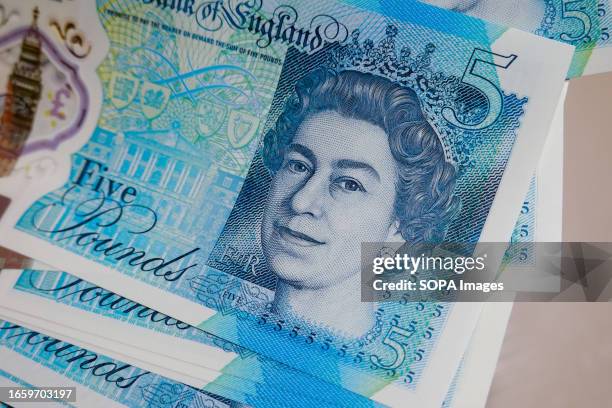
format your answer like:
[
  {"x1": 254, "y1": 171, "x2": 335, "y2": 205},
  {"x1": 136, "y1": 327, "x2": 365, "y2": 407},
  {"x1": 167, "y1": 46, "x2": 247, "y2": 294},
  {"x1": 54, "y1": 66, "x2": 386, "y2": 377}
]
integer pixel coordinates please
[
  {"x1": 442, "y1": 49, "x2": 517, "y2": 130},
  {"x1": 560, "y1": 0, "x2": 592, "y2": 41},
  {"x1": 370, "y1": 325, "x2": 414, "y2": 370}
]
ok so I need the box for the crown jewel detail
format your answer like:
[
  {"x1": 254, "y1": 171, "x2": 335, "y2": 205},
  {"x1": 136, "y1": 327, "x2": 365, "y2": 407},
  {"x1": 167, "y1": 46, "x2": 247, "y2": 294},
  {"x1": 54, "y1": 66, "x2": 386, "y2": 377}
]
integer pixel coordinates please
[{"x1": 327, "y1": 25, "x2": 499, "y2": 169}]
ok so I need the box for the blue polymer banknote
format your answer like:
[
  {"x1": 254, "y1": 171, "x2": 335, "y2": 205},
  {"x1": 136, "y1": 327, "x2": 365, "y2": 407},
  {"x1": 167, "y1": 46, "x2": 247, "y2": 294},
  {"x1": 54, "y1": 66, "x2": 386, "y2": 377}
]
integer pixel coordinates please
[
  {"x1": 0, "y1": 268, "x2": 491, "y2": 408},
  {"x1": 0, "y1": 318, "x2": 274, "y2": 408},
  {"x1": 0, "y1": 269, "x2": 510, "y2": 408},
  {"x1": 0, "y1": 0, "x2": 572, "y2": 406},
  {"x1": 0, "y1": 268, "x2": 380, "y2": 408},
  {"x1": 500, "y1": 84, "x2": 566, "y2": 294},
  {"x1": 368, "y1": 0, "x2": 612, "y2": 78}
]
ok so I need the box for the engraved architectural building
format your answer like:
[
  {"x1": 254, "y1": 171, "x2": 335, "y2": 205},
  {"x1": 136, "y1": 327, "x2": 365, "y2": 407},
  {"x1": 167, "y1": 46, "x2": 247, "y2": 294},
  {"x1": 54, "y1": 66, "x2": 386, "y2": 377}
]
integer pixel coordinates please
[{"x1": 0, "y1": 8, "x2": 43, "y2": 176}]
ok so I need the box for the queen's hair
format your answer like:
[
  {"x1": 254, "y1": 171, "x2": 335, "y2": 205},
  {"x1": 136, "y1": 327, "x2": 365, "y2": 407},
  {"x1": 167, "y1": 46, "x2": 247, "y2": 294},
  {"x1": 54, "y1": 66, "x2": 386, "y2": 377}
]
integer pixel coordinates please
[{"x1": 262, "y1": 68, "x2": 460, "y2": 244}]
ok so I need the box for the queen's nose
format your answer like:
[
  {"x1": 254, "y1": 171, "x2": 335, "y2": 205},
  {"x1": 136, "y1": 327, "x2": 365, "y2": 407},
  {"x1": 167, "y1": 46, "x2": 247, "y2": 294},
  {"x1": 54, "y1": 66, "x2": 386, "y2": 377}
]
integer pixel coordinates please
[{"x1": 289, "y1": 172, "x2": 325, "y2": 218}]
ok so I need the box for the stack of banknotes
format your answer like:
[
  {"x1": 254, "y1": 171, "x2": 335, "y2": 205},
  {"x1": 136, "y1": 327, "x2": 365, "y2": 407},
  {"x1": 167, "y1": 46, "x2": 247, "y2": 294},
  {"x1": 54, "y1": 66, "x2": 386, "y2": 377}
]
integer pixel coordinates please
[{"x1": 0, "y1": 0, "x2": 605, "y2": 406}]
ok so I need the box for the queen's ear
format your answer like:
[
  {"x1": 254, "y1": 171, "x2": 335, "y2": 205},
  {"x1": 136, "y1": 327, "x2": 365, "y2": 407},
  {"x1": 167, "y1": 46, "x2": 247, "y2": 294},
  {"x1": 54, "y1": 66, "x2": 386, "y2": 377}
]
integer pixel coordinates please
[{"x1": 385, "y1": 219, "x2": 404, "y2": 243}]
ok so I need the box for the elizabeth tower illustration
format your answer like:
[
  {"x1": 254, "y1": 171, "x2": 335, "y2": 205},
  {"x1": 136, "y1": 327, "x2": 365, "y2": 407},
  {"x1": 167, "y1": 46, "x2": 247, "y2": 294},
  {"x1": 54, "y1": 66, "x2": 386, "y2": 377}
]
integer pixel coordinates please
[{"x1": 0, "y1": 7, "x2": 43, "y2": 176}]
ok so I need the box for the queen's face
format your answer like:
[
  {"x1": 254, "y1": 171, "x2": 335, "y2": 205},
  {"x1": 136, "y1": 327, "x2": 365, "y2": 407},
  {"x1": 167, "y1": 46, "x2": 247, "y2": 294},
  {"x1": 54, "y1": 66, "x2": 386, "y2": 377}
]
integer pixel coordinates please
[{"x1": 260, "y1": 110, "x2": 400, "y2": 290}]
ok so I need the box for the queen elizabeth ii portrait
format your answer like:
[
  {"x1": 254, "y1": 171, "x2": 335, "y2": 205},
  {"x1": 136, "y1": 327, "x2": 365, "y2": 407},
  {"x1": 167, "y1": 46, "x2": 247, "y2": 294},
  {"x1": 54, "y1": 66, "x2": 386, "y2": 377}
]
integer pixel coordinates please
[{"x1": 258, "y1": 68, "x2": 460, "y2": 338}]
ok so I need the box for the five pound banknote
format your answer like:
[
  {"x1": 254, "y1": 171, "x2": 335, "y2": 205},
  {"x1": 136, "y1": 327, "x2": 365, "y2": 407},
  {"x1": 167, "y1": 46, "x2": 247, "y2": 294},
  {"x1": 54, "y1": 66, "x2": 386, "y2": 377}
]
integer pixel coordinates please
[
  {"x1": 409, "y1": 0, "x2": 611, "y2": 78},
  {"x1": 0, "y1": 0, "x2": 573, "y2": 407}
]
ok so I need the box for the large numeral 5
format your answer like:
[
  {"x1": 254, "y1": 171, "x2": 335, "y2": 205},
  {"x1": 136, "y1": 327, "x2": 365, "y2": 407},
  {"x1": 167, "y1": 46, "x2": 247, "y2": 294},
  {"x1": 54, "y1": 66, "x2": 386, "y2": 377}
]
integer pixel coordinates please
[
  {"x1": 442, "y1": 49, "x2": 517, "y2": 130},
  {"x1": 370, "y1": 325, "x2": 414, "y2": 370},
  {"x1": 560, "y1": 0, "x2": 593, "y2": 41}
]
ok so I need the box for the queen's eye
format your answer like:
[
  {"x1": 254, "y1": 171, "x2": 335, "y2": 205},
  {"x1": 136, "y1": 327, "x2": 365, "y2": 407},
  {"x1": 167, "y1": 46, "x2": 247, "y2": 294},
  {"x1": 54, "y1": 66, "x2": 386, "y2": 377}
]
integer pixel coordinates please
[
  {"x1": 287, "y1": 160, "x2": 310, "y2": 174},
  {"x1": 338, "y1": 178, "x2": 365, "y2": 192}
]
